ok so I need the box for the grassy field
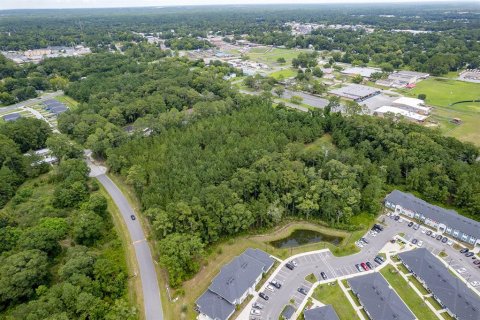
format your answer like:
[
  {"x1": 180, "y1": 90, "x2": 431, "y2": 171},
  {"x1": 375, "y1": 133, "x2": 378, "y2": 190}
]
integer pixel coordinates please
[
  {"x1": 247, "y1": 47, "x2": 313, "y2": 67},
  {"x1": 396, "y1": 78, "x2": 480, "y2": 145},
  {"x1": 380, "y1": 265, "x2": 438, "y2": 320},
  {"x1": 56, "y1": 95, "x2": 80, "y2": 110},
  {"x1": 312, "y1": 282, "x2": 359, "y2": 320},
  {"x1": 270, "y1": 68, "x2": 297, "y2": 80}
]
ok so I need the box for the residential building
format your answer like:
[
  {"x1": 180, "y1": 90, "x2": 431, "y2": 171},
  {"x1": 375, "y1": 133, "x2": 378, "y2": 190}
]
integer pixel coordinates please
[
  {"x1": 348, "y1": 273, "x2": 415, "y2": 320},
  {"x1": 385, "y1": 190, "x2": 480, "y2": 248},
  {"x1": 196, "y1": 248, "x2": 274, "y2": 320},
  {"x1": 2, "y1": 112, "x2": 21, "y2": 122},
  {"x1": 304, "y1": 305, "x2": 340, "y2": 320},
  {"x1": 398, "y1": 248, "x2": 480, "y2": 320}
]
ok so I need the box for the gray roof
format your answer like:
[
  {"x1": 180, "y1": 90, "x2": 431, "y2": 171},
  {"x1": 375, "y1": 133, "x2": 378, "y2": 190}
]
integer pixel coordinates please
[
  {"x1": 398, "y1": 248, "x2": 480, "y2": 320},
  {"x1": 304, "y1": 305, "x2": 340, "y2": 320},
  {"x1": 244, "y1": 248, "x2": 274, "y2": 271},
  {"x1": 282, "y1": 305, "x2": 296, "y2": 320},
  {"x1": 385, "y1": 190, "x2": 480, "y2": 239},
  {"x1": 329, "y1": 84, "x2": 380, "y2": 100},
  {"x1": 3, "y1": 113, "x2": 21, "y2": 121},
  {"x1": 209, "y1": 250, "x2": 270, "y2": 304},
  {"x1": 49, "y1": 105, "x2": 68, "y2": 114},
  {"x1": 196, "y1": 290, "x2": 235, "y2": 320},
  {"x1": 348, "y1": 273, "x2": 415, "y2": 320}
]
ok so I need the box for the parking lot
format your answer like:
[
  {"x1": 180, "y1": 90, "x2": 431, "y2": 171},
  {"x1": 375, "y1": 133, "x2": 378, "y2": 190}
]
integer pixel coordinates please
[{"x1": 244, "y1": 213, "x2": 480, "y2": 320}]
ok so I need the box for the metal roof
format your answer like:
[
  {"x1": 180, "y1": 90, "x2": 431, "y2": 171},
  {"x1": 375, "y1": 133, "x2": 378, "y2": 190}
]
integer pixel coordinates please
[
  {"x1": 375, "y1": 106, "x2": 427, "y2": 121},
  {"x1": 385, "y1": 190, "x2": 480, "y2": 239},
  {"x1": 329, "y1": 84, "x2": 380, "y2": 100},
  {"x1": 341, "y1": 67, "x2": 381, "y2": 78},
  {"x1": 398, "y1": 248, "x2": 480, "y2": 320},
  {"x1": 304, "y1": 305, "x2": 340, "y2": 320},
  {"x1": 196, "y1": 290, "x2": 235, "y2": 320},
  {"x1": 3, "y1": 113, "x2": 21, "y2": 121},
  {"x1": 348, "y1": 273, "x2": 415, "y2": 320}
]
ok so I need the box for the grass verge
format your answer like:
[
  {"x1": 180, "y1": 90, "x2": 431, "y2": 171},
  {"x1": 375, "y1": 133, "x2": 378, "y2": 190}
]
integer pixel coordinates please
[{"x1": 313, "y1": 282, "x2": 359, "y2": 320}]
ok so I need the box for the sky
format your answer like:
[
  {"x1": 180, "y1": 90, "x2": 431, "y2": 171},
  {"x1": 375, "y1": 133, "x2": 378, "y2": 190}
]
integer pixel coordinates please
[{"x1": 0, "y1": 0, "x2": 463, "y2": 10}]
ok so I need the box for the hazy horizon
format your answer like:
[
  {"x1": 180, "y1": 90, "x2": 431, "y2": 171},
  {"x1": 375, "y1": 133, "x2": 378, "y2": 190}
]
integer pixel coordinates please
[{"x1": 1, "y1": 0, "x2": 473, "y2": 11}]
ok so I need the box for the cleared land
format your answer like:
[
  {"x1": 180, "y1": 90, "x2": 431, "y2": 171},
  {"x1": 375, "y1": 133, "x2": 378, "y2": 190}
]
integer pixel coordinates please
[
  {"x1": 380, "y1": 265, "x2": 438, "y2": 320},
  {"x1": 312, "y1": 282, "x2": 359, "y2": 320},
  {"x1": 269, "y1": 68, "x2": 297, "y2": 80},
  {"x1": 247, "y1": 47, "x2": 313, "y2": 66}
]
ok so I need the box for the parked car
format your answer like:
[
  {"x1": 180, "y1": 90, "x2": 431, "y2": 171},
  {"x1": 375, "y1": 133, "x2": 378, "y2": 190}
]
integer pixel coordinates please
[
  {"x1": 465, "y1": 252, "x2": 475, "y2": 257},
  {"x1": 473, "y1": 260, "x2": 480, "y2": 265},
  {"x1": 320, "y1": 272, "x2": 327, "y2": 280},
  {"x1": 426, "y1": 230, "x2": 432, "y2": 236},
  {"x1": 266, "y1": 285, "x2": 275, "y2": 292},
  {"x1": 398, "y1": 218, "x2": 403, "y2": 223},
  {"x1": 252, "y1": 302, "x2": 264, "y2": 309},
  {"x1": 460, "y1": 248, "x2": 469, "y2": 254},
  {"x1": 259, "y1": 292, "x2": 269, "y2": 300},
  {"x1": 417, "y1": 240, "x2": 423, "y2": 247},
  {"x1": 361, "y1": 237, "x2": 369, "y2": 244},
  {"x1": 376, "y1": 255, "x2": 385, "y2": 262},
  {"x1": 394, "y1": 215, "x2": 400, "y2": 221},
  {"x1": 361, "y1": 262, "x2": 369, "y2": 271},
  {"x1": 270, "y1": 280, "x2": 281, "y2": 289},
  {"x1": 298, "y1": 287, "x2": 307, "y2": 295},
  {"x1": 285, "y1": 262, "x2": 295, "y2": 270},
  {"x1": 413, "y1": 224, "x2": 420, "y2": 230},
  {"x1": 408, "y1": 221, "x2": 414, "y2": 227},
  {"x1": 412, "y1": 239, "x2": 418, "y2": 244},
  {"x1": 447, "y1": 239, "x2": 453, "y2": 246},
  {"x1": 292, "y1": 260, "x2": 298, "y2": 267},
  {"x1": 251, "y1": 309, "x2": 261, "y2": 316},
  {"x1": 374, "y1": 257, "x2": 383, "y2": 264},
  {"x1": 431, "y1": 232, "x2": 437, "y2": 238},
  {"x1": 470, "y1": 281, "x2": 480, "y2": 287},
  {"x1": 366, "y1": 262, "x2": 374, "y2": 270},
  {"x1": 374, "y1": 224, "x2": 384, "y2": 231},
  {"x1": 355, "y1": 264, "x2": 362, "y2": 272},
  {"x1": 356, "y1": 241, "x2": 364, "y2": 248},
  {"x1": 130, "y1": 215, "x2": 136, "y2": 220},
  {"x1": 436, "y1": 235, "x2": 443, "y2": 241},
  {"x1": 420, "y1": 227, "x2": 427, "y2": 233},
  {"x1": 441, "y1": 237, "x2": 448, "y2": 243}
]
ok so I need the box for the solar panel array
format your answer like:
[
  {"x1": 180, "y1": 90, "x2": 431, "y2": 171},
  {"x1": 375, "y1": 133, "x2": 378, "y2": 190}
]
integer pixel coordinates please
[{"x1": 43, "y1": 99, "x2": 68, "y2": 115}]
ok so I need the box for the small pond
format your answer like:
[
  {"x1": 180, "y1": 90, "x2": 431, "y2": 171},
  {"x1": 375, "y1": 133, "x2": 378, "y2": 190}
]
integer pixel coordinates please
[{"x1": 269, "y1": 229, "x2": 343, "y2": 249}]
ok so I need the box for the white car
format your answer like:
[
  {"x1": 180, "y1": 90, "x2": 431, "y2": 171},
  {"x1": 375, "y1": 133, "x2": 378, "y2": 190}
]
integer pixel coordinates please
[
  {"x1": 266, "y1": 285, "x2": 275, "y2": 292},
  {"x1": 421, "y1": 227, "x2": 426, "y2": 234},
  {"x1": 457, "y1": 268, "x2": 467, "y2": 274},
  {"x1": 356, "y1": 242, "x2": 364, "y2": 248},
  {"x1": 398, "y1": 218, "x2": 403, "y2": 223},
  {"x1": 292, "y1": 260, "x2": 298, "y2": 267},
  {"x1": 431, "y1": 232, "x2": 437, "y2": 238},
  {"x1": 417, "y1": 240, "x2": 423, "y2": 247},
  {"x1": 470, "y1": 281, "x2": 480, "y2": 287},
  {"x1": 447, "y1": 239, "x2": 453, "y2": 246},
  {"x1": 251, "y1": 309, "x2": 261, "y2": 315}
]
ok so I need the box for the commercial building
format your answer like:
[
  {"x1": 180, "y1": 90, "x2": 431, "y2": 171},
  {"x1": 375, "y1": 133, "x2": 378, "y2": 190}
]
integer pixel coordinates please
[
  {"x1": 398, "y1": 248, "x2": 480, "y2": 320},
  {"x1": 376, "y1": 71, "x2": 429, "y2": 88},
  {"x1": 392, "y1": 97, "x2": 431, "y2": 115},
  {"x1": 385, "y1": 190, "x2": 480, "y2": 248},
  {"x1": 2, "y1": 112, "x2": 21, "y2": 122},
  {"x1": 329, "y1": 84, "x2": 380, "y2": 102},
  {"x1": 374, "y1": 106, "x2": 428, "y2": 123},
  {"x1": 304, "y1": 305, "x2": 340, "y2": 320},
  {"x1": 341, "y1": 67, "x2": 381, "y2": 78},
  {"x1": 347, "y1": 273, "x2": 415, "y2": 320},
  {"x1": 196, "y1": 248, "x2": 274, "y2": 320}
]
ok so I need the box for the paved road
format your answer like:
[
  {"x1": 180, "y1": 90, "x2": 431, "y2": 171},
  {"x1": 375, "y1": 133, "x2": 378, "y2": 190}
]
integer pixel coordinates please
[
  {"x1": 85, "y1": 153, "x2": 163, "y2": 320},
  {"x1": 0, "y1": 91, "x2": 63, "y2": 114},
  {"x1": 282, "y1": 90, "x2": 329, "y2": 109}
]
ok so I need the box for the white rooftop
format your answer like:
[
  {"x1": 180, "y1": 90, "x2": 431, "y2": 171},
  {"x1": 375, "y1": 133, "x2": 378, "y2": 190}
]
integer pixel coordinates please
[
  {"x1": 341, "y1": 67, "x2": 381, "y2": 78},
  {"x1": 393, "y1": 97, "x2": 431, "y2": 113},
  {"x1": 375, "y1": 106, "x2": 428, "y2": 121}
]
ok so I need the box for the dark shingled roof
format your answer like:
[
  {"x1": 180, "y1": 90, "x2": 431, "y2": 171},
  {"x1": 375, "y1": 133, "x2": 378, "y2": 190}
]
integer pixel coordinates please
[
  {"x1": 304, "y1": 305, "x2": 340, "y2": 320},
  {"x1": 281, "y1": 305, "x2": 296, "y2": 320},
  {"x1": 348, "y1": 273, "x2": 415, "y2": 320},
  {"x1": 196, "y1": 290, "x2": 235, "y2": 320},
  {"x1": 385, "y1": 190, "x2": 480, "y2": 239},
  {"x1": 398, "y1": 248, "x2": 480, "y2": 320}
]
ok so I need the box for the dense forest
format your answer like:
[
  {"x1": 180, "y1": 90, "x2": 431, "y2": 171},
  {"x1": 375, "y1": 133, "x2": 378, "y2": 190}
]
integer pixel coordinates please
[{"x1": 0, "y1": 119, "x2": 136, "y2": 318}]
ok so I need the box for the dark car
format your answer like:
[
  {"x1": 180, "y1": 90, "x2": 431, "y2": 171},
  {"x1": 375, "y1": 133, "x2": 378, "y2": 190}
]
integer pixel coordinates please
[
  {"x1": 361, "y1": 237, "x2": 369, "y2": 244},
  {"x1": 460, "y1": 248, "x2": 469, "y2": 254},
  {"x1": 426, "y1": 230, "x2": 432, "y2": 236},
  {"x1": 376, "y1": 255, "x2": 385, "y2": 262},
  {"x1": 130, "y1": 215, "x2": 136, "y2": 220},
  {"x1": 394, "y1": 216, "x2": 400, "y2": 221},
  {"x1": 366, "y1": 262, "x2": 374, "y2": 270},
  {"x1": 374, "y1": 257, "x2": 383, "y2": 265},
  {"x1": 441, "y1": 237, "x2": 448, "y2": 243},
  {"x1": 285, "y1": 263, "x2": 295, "y2": 270},
  {"x1": 436, "y1": 235, "x2": 443, "y2": 241},
  {"x1": 355, "y1": 264, "x2": 362, "y2": 272},
  {"x1": 374, "y1": 224, "x2": 384, "y2": 231},
  {"x1": 473, "y1": 260, "x2": 480, "y2": 265},
  {"x1": 412, "y1": 239, "x2": 418, "y2": 244},
  {"x1": 270, "y1": 280, "x2": 281, "y2": 289},
  {"x1": 259, "y1": 292, "x2": 269, "y2": 300},
  {"x1": 465, "y1": 252, "x2": 475, "y2": 257},
  {"x1": 408, "y1": 221, "x2": 414, "y2": 227},
  {"x1": 320, "y1": 272, "x2": 327, "y2": 280},
  {"x1": 298, "y1": 287, "x2": 308, "y2": 295}
]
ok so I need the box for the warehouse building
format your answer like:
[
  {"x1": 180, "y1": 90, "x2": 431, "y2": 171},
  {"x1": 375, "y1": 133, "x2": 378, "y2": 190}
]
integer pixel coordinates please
[
  {"x1": 376, "y1": 71, "x2": 429, "y2": 88},
  {"x1": 304, "y1": 305, "x2": 340, "y2": 320},
  {"x1": 392, "y1": 97, "x2": 431, "y2": 115},
  {"x1": 348, "y1": 273, "x2": 415, "y2": 320},
  {"x1": 329, "y1": 84, "x2": 380, "y2": 102},
  {"x1": 398, "y1": 248, "x2": 480, "y2": 320},
  {"x1": 196, "y1": 249, "x2": 274, "y2": 320},
  {"x1": 385, "y1": 190, "x2": 480, "y2": 248},
  {"x1": 341, "y1": 67, "x2": 381, "y2": 78},
  {"x1": 374, "y1": 106, "x2": 428, "y2": 123}
]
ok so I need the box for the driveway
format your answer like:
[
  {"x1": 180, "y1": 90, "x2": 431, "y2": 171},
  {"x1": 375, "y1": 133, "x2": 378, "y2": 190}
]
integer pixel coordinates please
[{"x1": 85, "y1": 152, "x2": 164, "y2": 320}]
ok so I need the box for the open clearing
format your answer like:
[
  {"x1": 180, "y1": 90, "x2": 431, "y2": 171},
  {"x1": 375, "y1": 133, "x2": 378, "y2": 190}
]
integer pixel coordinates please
[{"x1": 247, "y1": 47, "x2": 313, "y2": 66}]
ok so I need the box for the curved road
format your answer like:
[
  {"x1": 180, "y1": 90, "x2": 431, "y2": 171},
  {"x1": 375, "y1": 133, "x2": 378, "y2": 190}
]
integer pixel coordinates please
[{"x1": 85, "y1": 152, "x2": 164, "y2": 320}]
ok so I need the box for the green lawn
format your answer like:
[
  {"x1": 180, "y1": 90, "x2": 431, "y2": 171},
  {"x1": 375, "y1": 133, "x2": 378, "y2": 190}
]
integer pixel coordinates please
[
  {"x1": 313, "y1": 283, "x2": 359, "y2": 320},
  {"x1": 380, "y1": 265, "x2": 438, "y2": 320},
  {"x1": 269, "y1": 68, "x2": 297, "y2": 80},
  {"x1": 55, "y1": 95, "x2": 80, "y2": 110},
  {"x1": 247, "y1": 47, "x2": 313, "y2": 67},
  {"x1": 305, "y1": 273, "x2": 317, "y2": 283}
]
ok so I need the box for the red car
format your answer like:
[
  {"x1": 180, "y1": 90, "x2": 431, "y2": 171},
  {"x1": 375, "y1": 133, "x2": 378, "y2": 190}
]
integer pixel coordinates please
[{"x1": 361, "y1": 262, "x2": 369, "y2": 271}]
